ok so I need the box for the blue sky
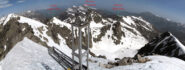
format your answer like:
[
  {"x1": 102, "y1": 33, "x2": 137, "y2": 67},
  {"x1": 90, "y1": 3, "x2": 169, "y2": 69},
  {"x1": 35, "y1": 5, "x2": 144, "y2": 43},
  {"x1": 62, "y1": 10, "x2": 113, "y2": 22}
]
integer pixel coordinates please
[{"x1": 0, "y1": 0, "x2": 185, "y2": 23}]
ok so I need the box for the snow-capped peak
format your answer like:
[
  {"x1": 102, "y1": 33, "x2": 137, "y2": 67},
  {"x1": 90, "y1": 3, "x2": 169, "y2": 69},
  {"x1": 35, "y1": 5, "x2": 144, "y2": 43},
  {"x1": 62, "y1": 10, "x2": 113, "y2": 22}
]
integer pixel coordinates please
[
  {"x1": 66, "y1": 5, "x2": 93, "y2": 15},
  {"x1": 0, "y1": 13, "x2": 46, "y2": 28},
  {"x1": 67, "y1": 5, "x2": 89, "y2": 14},
  {"x1": 1, "y1": 13, "x2": 18, "y2": 25},
  {"x1": 18, "y1": 15, "x2": 46, "y2": 28}
]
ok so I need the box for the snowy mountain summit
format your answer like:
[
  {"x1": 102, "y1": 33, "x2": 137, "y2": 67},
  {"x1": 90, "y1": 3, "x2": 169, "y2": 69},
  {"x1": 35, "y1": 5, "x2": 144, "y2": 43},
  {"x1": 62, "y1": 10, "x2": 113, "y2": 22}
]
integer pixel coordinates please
[
  {"x1": 65, "y1": 5, "x2": 100, "y2": 25},
  {"x1": 0, "y1": 6, "x2": 159, "y2": 60},
  {"x1": 3, "y1": 6, "x2": 185, "y2": 70}
]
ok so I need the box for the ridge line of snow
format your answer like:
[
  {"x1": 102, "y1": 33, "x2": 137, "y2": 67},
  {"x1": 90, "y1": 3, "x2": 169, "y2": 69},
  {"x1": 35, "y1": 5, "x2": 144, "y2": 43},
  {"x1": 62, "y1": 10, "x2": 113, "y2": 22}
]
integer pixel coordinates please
[{"x1": 151, "y1": 36, "x2": 171, "y2": 52}]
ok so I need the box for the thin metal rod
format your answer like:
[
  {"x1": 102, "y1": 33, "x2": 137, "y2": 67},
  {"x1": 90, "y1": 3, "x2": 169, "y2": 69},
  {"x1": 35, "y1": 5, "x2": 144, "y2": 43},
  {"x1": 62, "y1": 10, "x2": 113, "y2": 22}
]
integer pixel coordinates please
[
  {"x1": 71, "y1": 25, "x2": 74, "y2": 61},
  {"x1": 87, "y1": 25, "x2": 90, "y2": 70},
  {"x1": 79, "y1": 28, "x2": 82, "y2": 70}
]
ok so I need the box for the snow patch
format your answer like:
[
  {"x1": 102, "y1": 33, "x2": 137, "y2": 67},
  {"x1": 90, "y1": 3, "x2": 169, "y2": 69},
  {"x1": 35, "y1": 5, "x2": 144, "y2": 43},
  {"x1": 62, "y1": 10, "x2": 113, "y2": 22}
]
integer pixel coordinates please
[
  {"x1": 1, "y1": 37, "x2": 63, "y2": 70},
  {"x1": 90, "y1": 21, "x2": 104, "y2": 28},
  {"x1": 52, "y1": 17, "x2": 71, "y2": 29},
  {"x1": 3, "y1": 45, "x2": 6, "y2": 52},
  {"x1": 91, "y1": 22, "x2": 148, "y2": 60},
  {"x1": 57, "y1": 34, "x2": 72, "y2": 57},
  {"x1": 18, "y1": 16, "x2": 46, "y2": 28},
  {"x1": 122, "y1": 16, "x2": 135, "y2": 26}
]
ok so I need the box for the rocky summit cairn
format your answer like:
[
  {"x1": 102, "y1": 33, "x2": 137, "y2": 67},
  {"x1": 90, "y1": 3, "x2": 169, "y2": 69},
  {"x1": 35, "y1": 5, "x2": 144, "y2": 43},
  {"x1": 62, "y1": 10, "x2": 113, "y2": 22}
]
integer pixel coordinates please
[{"x1": 106, "y1": 54, "x2": 150, "y2": 68}]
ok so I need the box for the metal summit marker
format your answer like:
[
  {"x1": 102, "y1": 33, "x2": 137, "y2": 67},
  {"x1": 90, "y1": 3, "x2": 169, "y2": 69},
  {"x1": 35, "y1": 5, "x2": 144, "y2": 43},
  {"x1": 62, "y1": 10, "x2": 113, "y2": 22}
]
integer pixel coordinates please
[{"x1": 71, "y1": 22, "x2": 90, "y2": 70}]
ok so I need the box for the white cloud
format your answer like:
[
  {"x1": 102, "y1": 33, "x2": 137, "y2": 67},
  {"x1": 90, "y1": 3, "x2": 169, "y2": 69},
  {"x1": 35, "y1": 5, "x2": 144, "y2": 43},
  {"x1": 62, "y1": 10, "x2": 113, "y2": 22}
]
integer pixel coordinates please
[
  {"x1": 0, "y1": 4, "x2": 12, "y2": 8},
  {"x1": 18, "y1": 0, "x2": 24, "y2": 3},
  {"x1": 0, "y1": 1, "x2": 8, "y2": 5},
  {"x1": 0, "y1": 0, "x2": 12, "y2": 8}
]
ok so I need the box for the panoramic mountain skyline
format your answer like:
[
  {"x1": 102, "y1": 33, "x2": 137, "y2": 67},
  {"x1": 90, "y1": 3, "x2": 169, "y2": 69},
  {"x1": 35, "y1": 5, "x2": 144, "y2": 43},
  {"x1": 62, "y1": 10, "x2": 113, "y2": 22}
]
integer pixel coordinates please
[
  {"x1": 1, "y1": 4, "x2": 185, "y2": 70},
  {"x1": 0, "y1": 0, "x2": 185, "y2": 23}
]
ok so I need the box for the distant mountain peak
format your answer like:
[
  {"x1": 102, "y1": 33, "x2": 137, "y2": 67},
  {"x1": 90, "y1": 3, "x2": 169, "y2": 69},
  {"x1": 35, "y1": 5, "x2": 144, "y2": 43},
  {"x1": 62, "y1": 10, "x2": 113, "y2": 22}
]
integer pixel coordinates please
[
  {"x1": 66, "y1": 5, "x2": 90, "y2": 15},
  {"x1": 0, "y1": 13, "x2": 18, "y2": 25}
]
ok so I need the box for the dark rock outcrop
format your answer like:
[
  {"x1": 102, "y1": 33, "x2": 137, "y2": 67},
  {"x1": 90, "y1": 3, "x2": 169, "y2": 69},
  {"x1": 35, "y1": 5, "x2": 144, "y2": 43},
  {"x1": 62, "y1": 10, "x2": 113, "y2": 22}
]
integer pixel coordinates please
[
  {"x1": 0, "y1": 17, "x2": 47, "y2": 60},
  {"x1": 137, "y1": 32, "x2": 185, "y2": 61},
  {"x1": 107, "y1": 54, "x2": 150, "y2": 68}
]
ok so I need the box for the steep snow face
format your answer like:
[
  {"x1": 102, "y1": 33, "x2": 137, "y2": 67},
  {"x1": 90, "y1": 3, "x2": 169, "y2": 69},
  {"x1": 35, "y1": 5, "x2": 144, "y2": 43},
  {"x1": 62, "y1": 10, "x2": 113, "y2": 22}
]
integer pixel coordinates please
[
  {"x1": 1, "y1": 37, "x2": 63, "y2": 70},
  {"x1": 138, "y1": 32, "x2": 185, "y2": 61},
  {"x1": 122, "y1": 16, "x2": 135, "y2": 25},
  {"x1": 131, "y1": 16, "x2": 154, "y2": 31},
  {"x1": 57, "y1": 34, "x2": 72, "y2": 57}
]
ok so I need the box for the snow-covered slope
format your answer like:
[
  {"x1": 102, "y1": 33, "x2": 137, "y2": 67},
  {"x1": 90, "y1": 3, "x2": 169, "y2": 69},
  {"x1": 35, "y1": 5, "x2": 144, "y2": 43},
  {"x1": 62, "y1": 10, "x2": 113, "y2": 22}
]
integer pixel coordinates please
[
  {"x1": 0, "y1": 37, "x2": 63, "y2": 70},
  {"x1": 1, "y1": 38, "x2": 185, "y2": 70},
  {"x1": 137, "y1": 32, "x2": 185, "y2": 61},
  {"x1": 2, "y1": 5, "x2": 185, "y2": 70},
  {"x1": 90, "y1": 19, "x2": 149, "y2": 60},
  {"x1": 57, "y1": 6, "x2": 158, "y2": 60}
]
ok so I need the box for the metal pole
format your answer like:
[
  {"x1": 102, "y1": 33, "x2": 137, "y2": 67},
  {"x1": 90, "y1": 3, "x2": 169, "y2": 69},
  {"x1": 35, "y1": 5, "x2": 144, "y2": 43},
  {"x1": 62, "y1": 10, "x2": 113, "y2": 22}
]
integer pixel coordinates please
[
  {"x1": 87, "y1": 25, "x2": 90, "y2": 70},
  {"x1": 72, "y1": 25, "x2": 74, "y2": 61},
  {"x1": 79, "y1": 27, "x2": 82, "y2": 70}
]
